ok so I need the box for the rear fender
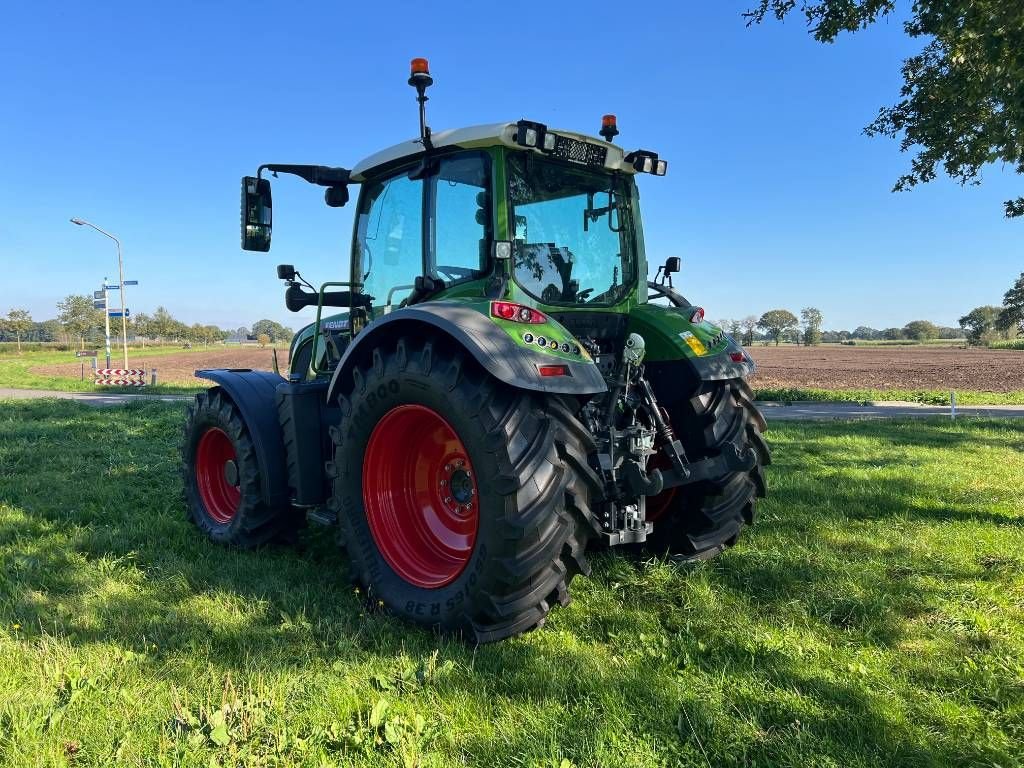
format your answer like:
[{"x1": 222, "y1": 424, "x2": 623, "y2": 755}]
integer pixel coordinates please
[
  {"x1": 325, "y1": 301, "x2": 607, "y2": 404},
  {"x1": 194, "y1": 369, "x2": 290, "y2": 508}
]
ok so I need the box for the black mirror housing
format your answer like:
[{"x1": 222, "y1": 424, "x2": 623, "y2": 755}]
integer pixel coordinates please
[
  {"x1": 241, "y1": 176, "x2": 272, "y2": 251},
  {"x1": 277, "y1": 264, "x2": 296, "y2": 281},
  {"x1": 664, "y1": 256, "x2": 681, "y2": 274}
]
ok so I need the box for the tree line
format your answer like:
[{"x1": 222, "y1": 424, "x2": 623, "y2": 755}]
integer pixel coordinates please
[
  {"x1": 0, "y1": 295, "x2": 294, "y2": 352},
  {"x1": 719, "y1": 273, "x2": 1024, "y2": 347}
]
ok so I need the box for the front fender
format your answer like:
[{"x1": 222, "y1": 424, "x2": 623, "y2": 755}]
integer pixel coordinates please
[
  {"x1": 325, "y1": 300, "x2": 607, "y2": 404},
  {"x1": 194, "y1": 369, "x2": 290, "y2": 508},
  {"x1": 629, "y1": 303, "x2": 755, "y2": 381}
]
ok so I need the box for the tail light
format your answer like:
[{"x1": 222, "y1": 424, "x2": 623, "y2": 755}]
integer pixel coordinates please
[
  {"x1": 491, "y1": 301, "x2": 547, "y2": 324},
  {"x1": 689, "y1": 307, "x2": 705, "y2": 323},
  {"x1": 537, "y1": 364, "x2": 571, "y2": 377}
]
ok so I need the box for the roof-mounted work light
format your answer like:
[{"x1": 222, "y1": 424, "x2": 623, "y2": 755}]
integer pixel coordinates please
[
  {"x1": 624, "y1": 149, "x2": 668, "y2": 176},
  {"x1": 514, "y1": 119, "x2": 550, "y2": 150}
]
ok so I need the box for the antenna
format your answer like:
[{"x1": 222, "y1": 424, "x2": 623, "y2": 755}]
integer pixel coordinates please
[{"x1": 408, "y1": 58, "x2": 434, "y2": 150}]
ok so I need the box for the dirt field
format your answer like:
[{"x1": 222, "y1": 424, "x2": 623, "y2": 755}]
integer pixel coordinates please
[
  {"x1": 31, "y1": 347, "x2": 281, "y2": 385},
  {"x1": 29, "y1": 343, "x2": 1024, "y2": 392},
  {"x1": 747, "y1": 344, "x2": 1024, "y2": 392}
]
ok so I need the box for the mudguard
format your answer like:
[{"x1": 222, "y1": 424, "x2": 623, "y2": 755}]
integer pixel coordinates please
[
  {"x1": 325, "y1": 301, "x2": 607, "y2": 404},
  {"x1": 194, "y1": 369, "x2": 290, "y2": 508}
]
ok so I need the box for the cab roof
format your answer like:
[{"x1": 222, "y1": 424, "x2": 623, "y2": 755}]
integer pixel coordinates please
[{"x1": 349, "y1": 122, "x2": 636, "y2": 182}]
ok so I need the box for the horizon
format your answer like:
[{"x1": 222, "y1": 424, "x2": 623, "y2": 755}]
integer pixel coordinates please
[{"x1": 1, "y1": 2, "x2": 1020, "y2": 333}]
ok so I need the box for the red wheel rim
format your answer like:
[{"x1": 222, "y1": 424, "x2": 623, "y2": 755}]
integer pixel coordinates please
[
  {"x1": 362, "y1": 404, "x2": 479, "y2": 588},
  {"x1": 195, "y1": 427, "x2": 241, "y2": 524}
]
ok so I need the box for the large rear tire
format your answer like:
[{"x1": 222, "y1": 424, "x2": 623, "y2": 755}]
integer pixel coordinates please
[
  {"x1": 644, "y1": 378, "x2": 770, "y2": 559},
  {"x1": 330, "y1": 335, "x2": 598, "y2": 643},
  {"x1": 181, "y1": 388, "x2": 292, "y2": 547}
]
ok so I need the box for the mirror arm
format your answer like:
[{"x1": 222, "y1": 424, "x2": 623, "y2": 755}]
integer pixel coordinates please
[{"x1": 258, "y1": 164, "x2": 351, "y2": 187}]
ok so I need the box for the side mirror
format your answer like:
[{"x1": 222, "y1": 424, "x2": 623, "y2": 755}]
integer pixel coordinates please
[
  {"x1": 241, "y1": 176, "x2": 272, "y2": 251},
  {"x1": 664, "y1": 256, "x2": 681, "y2": 275},
  {"x1": 277, "y1": 264, "x2": 296, "y2": 281}
]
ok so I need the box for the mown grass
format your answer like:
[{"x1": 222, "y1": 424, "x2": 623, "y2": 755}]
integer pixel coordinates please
[
  {"x1": 0, "y1": 348, "x2": 222, "y2": 395},
  {"x1": 754, "y1": 386, "x2": 1024, "y2": 406},
  {"x1": 0, "y1": 400, "x2": 1022, "y2": 767}
]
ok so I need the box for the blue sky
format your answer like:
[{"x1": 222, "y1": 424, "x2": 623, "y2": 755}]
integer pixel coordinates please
[{"x1": 0, "y1": 1, "x2": 1019, "y2": 332}]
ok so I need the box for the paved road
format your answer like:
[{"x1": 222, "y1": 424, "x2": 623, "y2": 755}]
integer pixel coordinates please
[
  {"x1": 2, "y1": 388, "x2": 1022, "y2": 420},
  {"x1": 760, "y1": 401, "x2": 1024, "y2": 420},
  {"x1": 0, "y1": 388, "x2": 192, "y2": 407}
]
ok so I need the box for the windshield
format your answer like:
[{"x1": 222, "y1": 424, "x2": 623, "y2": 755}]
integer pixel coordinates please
[{"x1": 508, "y1": 153, "x2": 636, "y2": 306}]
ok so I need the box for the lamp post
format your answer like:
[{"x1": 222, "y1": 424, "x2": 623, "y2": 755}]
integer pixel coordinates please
[{"x1": 71, "y1": 218, "x2": 129, "y2": 368}]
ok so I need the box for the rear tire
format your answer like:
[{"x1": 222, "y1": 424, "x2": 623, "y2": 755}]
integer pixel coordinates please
[
  {"x1": 181, "y1": 388, "x2": 292, "y2": 547},
  {"x1": 330, "y1": 336, "x2": 597, "y2": 643},
  {"x1": 644, "y1": 378, "x2": 770, "y2": 559}
]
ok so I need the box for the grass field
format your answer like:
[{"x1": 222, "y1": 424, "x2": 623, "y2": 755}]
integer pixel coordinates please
[
  {"x1": 1, "y1": 400, "x2": 1021, "y2": 766},
  {"x1": 753, "y1": 386, "x2": 1024, "y2": 406}
]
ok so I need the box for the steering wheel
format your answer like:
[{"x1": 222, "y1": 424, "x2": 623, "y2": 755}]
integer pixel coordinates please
[{"x1": 435, "y1": 265, "x2": 476, "y2": 280}]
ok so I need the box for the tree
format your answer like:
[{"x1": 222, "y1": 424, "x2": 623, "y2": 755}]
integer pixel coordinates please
[
  {"x1": 251, "y1": 319, "x2": 294, "y2": 344},
  {"x1": 740, "y1": 315, "x2": 759, "y2": 346},
  {"x1": 757, "y1": 309, "x2": 799, "y2": 346},
  {"x1": 4, "y1": 309, "x2": 32, "y2": 352},
  {"x1": 257, "y1": 333, "x2": 271, "y2": 348},
  {"x1": 747, "y1": 1, "x2": 1024, "y2": 218},
  {"x1": 800, "y1": 306, "x2": 823, "y2": 346},
  {"x1": 852, "y1": 326, "x2": 879, "y2": 340},
  {"x1": 881, "y1": 327, "x2": 904, "y2": 341},
  {"x1": 958, "y1": 306, "x2": 1002, "y2": 345},
  {"x1": 998, "y1": 272, "x2": 1024, "y2": 336},
  {"x1": 56, "y1": 295, "x2": 102, "y2": 349},
  {"x1": 904, "y1": 320, "x2": 939, "y2": 342}
]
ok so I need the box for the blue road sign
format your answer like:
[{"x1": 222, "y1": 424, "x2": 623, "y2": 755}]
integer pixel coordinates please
[
  {"x1": 123, "y1": 280, "x2": 138, "y2": 286},
  {"x1": 104, "y1": 284, "x2": 120, "y2": 290},
  {"x1": 93, "y1": 290, "x2": 104, "y2": 299},
  {"x1": 93, "y1": 300, "x2": 106, "y2": 309},
  {"x1": 107, "y1": 309, "x2": 130, "y2": 318}
]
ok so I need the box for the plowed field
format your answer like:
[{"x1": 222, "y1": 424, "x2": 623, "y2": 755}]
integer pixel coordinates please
[
  {"x1": 747, "y1": 345, "x2": 1024, "y2": 392},
  {"x1": 29, "y1": 343, "x2": 1024, "y2": 392}
]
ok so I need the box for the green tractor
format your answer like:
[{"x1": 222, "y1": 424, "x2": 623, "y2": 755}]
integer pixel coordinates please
[{"x1": 182, "y1": 59, "x2": 769, "y2": 643}]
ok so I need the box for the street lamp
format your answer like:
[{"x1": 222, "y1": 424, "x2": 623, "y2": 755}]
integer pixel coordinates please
[{"x1": 70, "y1": 218, "x2": 129, "y2": 368}]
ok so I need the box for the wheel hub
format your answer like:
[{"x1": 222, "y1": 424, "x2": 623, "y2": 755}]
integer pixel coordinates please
[{"x1": 362, "y1": 404, "x2": 479, "y2": 588}]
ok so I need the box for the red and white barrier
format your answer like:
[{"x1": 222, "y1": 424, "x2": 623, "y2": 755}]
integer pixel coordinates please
[{"x1": 95, "y1": 368, "x2": 149, "y2": 387}]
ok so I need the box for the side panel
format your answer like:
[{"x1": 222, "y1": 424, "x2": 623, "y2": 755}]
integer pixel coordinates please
[
  {"x1": 194, "y1": 369, "x2": 290, "y2": 507},
  {"x1": 325, "y1": 300, "x2": 607, "y2": 404}
]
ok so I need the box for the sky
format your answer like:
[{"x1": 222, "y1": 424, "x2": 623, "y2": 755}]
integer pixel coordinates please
[{"x1": 0, "y1": 1, "x2": 1019, "y2": 333}]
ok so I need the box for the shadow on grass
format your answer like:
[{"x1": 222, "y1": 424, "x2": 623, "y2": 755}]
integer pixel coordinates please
[{"x1": 1, "y1": 400, "x2": 1020, "y2": 765}]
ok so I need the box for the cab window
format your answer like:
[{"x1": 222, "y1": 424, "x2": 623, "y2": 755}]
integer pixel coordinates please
[
  {"x1": 429, "y1": 153, "x2": 490, "y2": 284},
  {"x1": 355, "y1": 172, "x2": 423, "y2": 310}
]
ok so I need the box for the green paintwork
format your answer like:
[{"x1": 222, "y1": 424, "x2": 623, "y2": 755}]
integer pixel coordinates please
[{"x1": 627, "y1": 303, "x2": 728, "y2": 362}]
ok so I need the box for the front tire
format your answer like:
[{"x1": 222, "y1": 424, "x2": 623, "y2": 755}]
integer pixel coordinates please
[
  {"x1": 331, "y1": 336, "x2": 597, "y2": 643},
  {"x1": 644, "y1": 378, "x2": 770, "y2": 558}
]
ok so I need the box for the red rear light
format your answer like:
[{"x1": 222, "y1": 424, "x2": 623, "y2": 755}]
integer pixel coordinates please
[
  {"x1": 690, "y1": 307, "x2": 705, "y2": 323},
  {"x1": 730, "y1": 352, "x2": 746, "y2": 363},
  {"x1": 491, "y1": 301, "x2": 546, "y2": 324},
  {"x1": 537, "y1": 364, "x2": 570, "y2": 377}
]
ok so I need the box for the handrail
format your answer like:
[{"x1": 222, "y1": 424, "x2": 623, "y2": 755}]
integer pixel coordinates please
[{"x1": 310, "y1": 280, "x2": 364, "y2": 377}]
